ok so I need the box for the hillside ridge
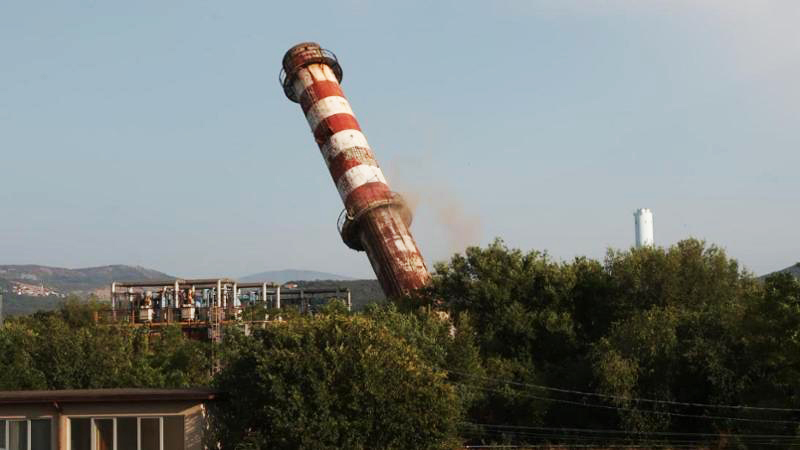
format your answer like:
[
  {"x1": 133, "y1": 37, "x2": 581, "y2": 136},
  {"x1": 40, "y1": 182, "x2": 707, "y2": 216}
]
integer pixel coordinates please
[
  {"x1": 761, "y1": 262, "x2": 800, "y2": 279},
  {"x1": 240, "y1": 269, "x2": 355, "y2": 283},
  {"x1": 0, "y1": 264, "x2": 173, "y2": 295}
]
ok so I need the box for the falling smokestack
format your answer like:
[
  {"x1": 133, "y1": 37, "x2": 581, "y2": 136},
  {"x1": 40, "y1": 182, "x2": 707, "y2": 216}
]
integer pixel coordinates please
[
  {"x1": 280, "y1": 42, "x2": 430, "y2": 298},
  {"x1": 634, "y1": 208, "x2": 654, "y2": 248}
]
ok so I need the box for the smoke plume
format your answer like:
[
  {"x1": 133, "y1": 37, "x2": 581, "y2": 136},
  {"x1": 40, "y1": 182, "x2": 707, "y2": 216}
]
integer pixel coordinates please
[{"x1": 387, "y1": 158, "x2": 482, "y2": 255}]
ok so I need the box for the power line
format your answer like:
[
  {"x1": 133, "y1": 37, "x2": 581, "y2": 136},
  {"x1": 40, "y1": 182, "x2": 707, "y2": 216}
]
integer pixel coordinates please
[
  {"x1": 461, "y1": 428, "x2": 753, "y2": 448},
  {"x1": 463, "y1": 424, "x2": 800, "y2": 442},
  {"x1": 444, "y1": 367, "x2": 800, "y2": 413},
  {"x1": 464, "y1": 424, "x2": 800, "y2": 446},
  {"x1": 454, "y1": 382, "x2": 800, "y2": 425},
  {"x1": 464, "y1": 428, "x2": 710, "y2": 445},
  {"x1": 460, "y1": 424, "x2": 800, "y2": 447},
  {"x1": 463, "y1": 423, "x2": 800, "y2": 441}
]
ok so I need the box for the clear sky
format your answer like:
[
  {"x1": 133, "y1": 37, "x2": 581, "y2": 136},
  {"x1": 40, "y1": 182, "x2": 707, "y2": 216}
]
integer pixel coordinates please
[{"x1": 1, "y1": 1, "x2": 798, "y2": 279}]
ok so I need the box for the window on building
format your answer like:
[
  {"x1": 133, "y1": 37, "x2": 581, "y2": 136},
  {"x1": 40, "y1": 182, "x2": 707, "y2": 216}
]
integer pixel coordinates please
[
  {"x1": 8, "y1": 421, "x2": 26, "y2": 450},
  {"x1": 94, "y1": 420, "x2": 113, "y2": 450},
  {"x1": 29, "y1": 421, "x2": 50, "y2": 450},
  {"x1": 116, "y1": 419, "x2": 136, "y2": 450},
  {"x1": 70, "y1": 418, "x2": 90, "y2": 450},
  {"x1": 0, "y1": 419, "x2": 51, "y2": 450},
  {"x1": 139, "y1": 419, "x2": 159, "y2": 450},
  {"x1": 68, "y1": 417, "x2": 184, "y2": 450}
]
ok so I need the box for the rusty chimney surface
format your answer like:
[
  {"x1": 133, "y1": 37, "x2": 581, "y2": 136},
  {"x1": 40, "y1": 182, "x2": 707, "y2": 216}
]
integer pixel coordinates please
[{"x1": 280, "y1": 42, "x2": 431, "y2": 298}]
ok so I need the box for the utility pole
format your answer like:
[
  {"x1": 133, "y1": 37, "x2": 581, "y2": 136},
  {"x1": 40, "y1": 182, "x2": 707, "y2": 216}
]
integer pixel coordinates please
[{"x1": 0, "y1": 293, "x2": 4, "y2": 328}]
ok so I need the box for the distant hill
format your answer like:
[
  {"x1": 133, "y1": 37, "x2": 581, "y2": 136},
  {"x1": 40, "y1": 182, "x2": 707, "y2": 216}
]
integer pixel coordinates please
[
  {"x1": 240, "y1": 269, "x2": 355, "y2": 283},
  {"x1": 289, "y1": 279, "x2": 385, "y2": 311},
  {"x1": 0, "y1": 264, "x2": 173, "y2": 296},
  {"x1": 762, "y1": 263, "x2": 800, "y2": 279}
]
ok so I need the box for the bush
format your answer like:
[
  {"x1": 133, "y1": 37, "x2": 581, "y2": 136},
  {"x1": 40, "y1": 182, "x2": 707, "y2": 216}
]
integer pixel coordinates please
[{"x1": 210, "y1": 313, "x2": 461, "y2": 449}]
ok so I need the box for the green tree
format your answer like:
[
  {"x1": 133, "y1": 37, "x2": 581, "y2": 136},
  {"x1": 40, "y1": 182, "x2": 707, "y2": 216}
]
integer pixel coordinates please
[
  {"x1": 0, "y1": 300, "x2": 211, "y2": 390},
  {"x1": 0, "y1": 322, "x2": 48, "y2": 389},
  {"x1": 210, "y1": 314, "x2": 461, "y2": 449},
  {"x1": 737, "y1": 272, "x2": 800, "y2": 414},
  {"x1": 428, "y1": 237, "x2": 800, "y2": 446},
  {"x1": 430, "y1": 239, "x2": 584, "y2": 431},
  {"x1": 593, "y1": 240, "x2": 759, "y2": 434}
]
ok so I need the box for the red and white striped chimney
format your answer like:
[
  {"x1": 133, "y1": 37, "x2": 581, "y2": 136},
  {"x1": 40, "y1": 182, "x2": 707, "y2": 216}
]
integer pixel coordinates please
[{"x1": 280, "y1": 42, "x2": 430, "y2": 298}]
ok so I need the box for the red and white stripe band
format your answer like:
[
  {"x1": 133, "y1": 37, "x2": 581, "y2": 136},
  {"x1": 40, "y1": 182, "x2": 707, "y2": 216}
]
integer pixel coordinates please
[{"x1": 291, "y1": 63, "x2": 392, "y2": 213}]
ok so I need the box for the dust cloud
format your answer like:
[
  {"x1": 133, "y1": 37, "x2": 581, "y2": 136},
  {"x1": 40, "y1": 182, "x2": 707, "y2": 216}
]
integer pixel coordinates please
[{"x1": 385, "y1": 156, "x2": 482, "y2": 255}]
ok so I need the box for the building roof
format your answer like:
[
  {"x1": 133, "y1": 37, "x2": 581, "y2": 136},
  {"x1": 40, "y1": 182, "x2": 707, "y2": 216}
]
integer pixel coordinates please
[{"x1": 0, "y1": 388, "x2": 220, "y2": 405}]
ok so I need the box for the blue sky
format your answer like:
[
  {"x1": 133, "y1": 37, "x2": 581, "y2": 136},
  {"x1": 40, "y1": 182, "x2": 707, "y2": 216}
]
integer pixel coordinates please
[{"x1": 1, "y1": 1, "x2": 798, "y2": 278}]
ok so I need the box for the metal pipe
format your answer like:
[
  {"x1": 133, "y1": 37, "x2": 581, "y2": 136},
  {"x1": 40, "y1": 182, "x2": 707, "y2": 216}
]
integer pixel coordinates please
[
  {"x1": 236, "y1": 281, "x2": 279, "y2": 289},
  {"x1": 111, "y1": 282, "x2": 117, "y2": 311},
  {"x1": 278, "y1": 288, "x2": 350, "y2": 295},
  {"x1": 114, "y1": 279, "x2": 183, "y2": 288},
  {"x1": 114, "y1": 278, "x2": 238, "y2": 288},
  {"x1": 300, "y1": 289, "x2": 305, "y2": 314},
  {"x1": 280, "y1": 42, "x2": 430, "y2": 298}
]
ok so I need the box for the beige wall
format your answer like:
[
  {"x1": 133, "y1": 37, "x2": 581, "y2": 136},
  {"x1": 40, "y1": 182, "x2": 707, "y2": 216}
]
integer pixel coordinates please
[{"x1": 0, "y1": 400, "x2": 207, "y2": 450}]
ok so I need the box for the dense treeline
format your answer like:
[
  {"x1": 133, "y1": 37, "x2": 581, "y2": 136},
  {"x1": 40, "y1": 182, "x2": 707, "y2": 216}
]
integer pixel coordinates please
[
  {"x1": 2, "y1": 238, "x2": 799, "y2": 449},
  {"x1": 428, "y1": 239, "x2": 800, "y2": 448},
  {"x1": 0, "y1": 298, "x2": 211, "y2": 389}
]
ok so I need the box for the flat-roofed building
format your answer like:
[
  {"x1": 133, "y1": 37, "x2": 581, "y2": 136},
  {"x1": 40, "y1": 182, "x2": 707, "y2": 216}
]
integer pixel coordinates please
[{"x1": 0, "y1": 388, "x2": 218, "y2": 450}]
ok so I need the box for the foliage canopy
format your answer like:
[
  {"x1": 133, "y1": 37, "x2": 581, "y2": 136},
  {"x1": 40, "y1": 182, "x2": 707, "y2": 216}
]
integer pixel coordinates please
[
  {"x1": 3, "y1": 239, "x2": 800, "y2": 448},
  {"x1": 211, "y1": 311, "x2": 462, "y2": 449},
  {"x1": 0, "y1": 297, "x2": 211, "y2": 390}
]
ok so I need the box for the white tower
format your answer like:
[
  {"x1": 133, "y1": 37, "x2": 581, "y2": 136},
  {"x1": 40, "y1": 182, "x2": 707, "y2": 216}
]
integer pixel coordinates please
[{"x1": 634, "y1": 208, "x2": 654, "y2": 248}]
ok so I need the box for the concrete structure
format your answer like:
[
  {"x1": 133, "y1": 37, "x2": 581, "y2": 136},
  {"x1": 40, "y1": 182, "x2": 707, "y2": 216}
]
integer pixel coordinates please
[
  {"x1": 0, "y1": 388, "x2": 218, "y2": 450},
  {"x1": 634, "y1": 208, "x2": 654, "y2": 248},
  {"x1": 280, "y1": 42, "x2": 430, "y2": 298}
]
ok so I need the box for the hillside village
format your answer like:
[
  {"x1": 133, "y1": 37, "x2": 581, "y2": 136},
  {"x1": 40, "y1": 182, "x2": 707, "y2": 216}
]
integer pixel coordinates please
[{"x1": 9, "y1": 281, "x2": 65, "y2": 298}]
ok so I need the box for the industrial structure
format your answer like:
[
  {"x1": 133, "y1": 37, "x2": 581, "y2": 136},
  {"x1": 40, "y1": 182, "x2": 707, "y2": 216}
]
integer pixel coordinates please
[
  {"x1": 280, "y1": 42, "x2": 430, "y2": 298},
  {"x1": 634, "y1": 208, "x2": 654, "y2": 248},
  {"x1": 105, "y1": 278, "x2": 350, "y2": 341}
]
